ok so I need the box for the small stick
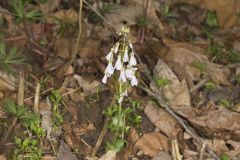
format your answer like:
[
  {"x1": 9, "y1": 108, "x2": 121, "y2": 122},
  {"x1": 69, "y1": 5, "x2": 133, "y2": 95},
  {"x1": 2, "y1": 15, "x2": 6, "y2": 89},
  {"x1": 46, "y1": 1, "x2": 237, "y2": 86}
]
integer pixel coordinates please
[
  {"x1": 33, "y1": 83, "x2": 41, "y2": 114},
  {"x1": 189, "y1": 78, "x2": 210, "y2": 93},
  {"x1": 24, "y1": 87, "x2": 53, "y2": 101},
  {"x1": 69, "y1": 0, "x2": 83, "y2": 64},
  {"x1": 199, "y1": 143, "x2": 206, "y2": 160}
]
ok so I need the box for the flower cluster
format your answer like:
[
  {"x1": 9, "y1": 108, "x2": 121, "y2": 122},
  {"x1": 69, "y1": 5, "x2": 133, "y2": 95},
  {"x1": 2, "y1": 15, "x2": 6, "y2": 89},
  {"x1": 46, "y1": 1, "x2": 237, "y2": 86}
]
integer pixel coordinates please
[{"x1": 102, "y1": 37, "x2": 138, "y2": 103}]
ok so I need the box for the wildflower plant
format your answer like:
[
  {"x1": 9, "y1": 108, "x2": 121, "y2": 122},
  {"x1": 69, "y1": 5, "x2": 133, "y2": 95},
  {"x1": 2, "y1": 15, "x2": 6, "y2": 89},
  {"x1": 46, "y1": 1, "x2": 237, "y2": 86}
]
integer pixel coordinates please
[{"x1": 102, "y1": 26, "x2": 140, "y2": 151}]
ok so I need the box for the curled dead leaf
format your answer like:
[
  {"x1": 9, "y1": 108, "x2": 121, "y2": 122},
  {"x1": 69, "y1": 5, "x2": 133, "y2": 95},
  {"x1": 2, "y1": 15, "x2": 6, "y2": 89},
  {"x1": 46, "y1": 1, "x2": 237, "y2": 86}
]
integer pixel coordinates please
[
  {"x1": 135, "y1": 132, "x2": 169, "y2": 158},
  {"x1": 144, "y1": 101, "x2": 181, "y2": 138}
]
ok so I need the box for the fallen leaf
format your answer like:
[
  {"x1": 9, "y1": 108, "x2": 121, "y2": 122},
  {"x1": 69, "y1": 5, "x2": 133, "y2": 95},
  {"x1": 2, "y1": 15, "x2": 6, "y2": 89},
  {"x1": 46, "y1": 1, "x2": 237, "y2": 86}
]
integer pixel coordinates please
[
  {"x1": 99, "y1": 150, "x2": 116, "y2": 160},
  {"x1": 73, "y1": 74, "x2": 101, "y2": 94},
  {"x1": 40, "y1": 0, "x2": 60, "y2": 15},
  {"x1": 190, "y1": 107, "x2": 240, "y2": 135},
  {"x1": 40, "y1": 102, "x2": 52, "y2": 139},
  {"x1": 55, "y1": 63, "x2": 74, "y2": 78},
  {"x1": 203, "y1": 138, "x2": 228, "y2": 155},
  {"x1": 151, "y1": 152, "x2": 172, "y2": 160},
  {"x1": 0, "y1": 71, "x2": 17, "y2": 91},
  {"x1": 144, "y1": 101, "x2": 181, "y2": 138},
  {"x1": 135, "y1": 132, "x2": 169, "y2": 157},
  {"x1": 54, "y1": 38, "x2": 74, "y2": 59},
  {"x1": 0, "y1": 154, "x2": 6, "y2": 160},
  {"x1": 172, "y1": 0, "x2": 240, "y2": 28},
  {"x1": 57, "y1": 140, "x2": 78, "y2": 160}
]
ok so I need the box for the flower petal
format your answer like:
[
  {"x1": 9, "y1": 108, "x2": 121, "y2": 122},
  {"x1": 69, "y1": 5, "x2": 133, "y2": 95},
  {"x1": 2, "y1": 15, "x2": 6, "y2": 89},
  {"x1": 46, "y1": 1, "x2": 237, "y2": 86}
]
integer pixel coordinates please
[
  {"x1": 106, "y1": 63, "x2": 114, "y2": 75},
  {"x1": 119, "y1": 69, "x2": 127, "y2": 82},
  {"x1": 129, "y1": 53, "x2": 137, "y2": 66},
  {"x1": 131, "y1": 75, "x2": 138, "y2": 86},
  {"x1": 114, "y1": 55, "x2": 122, "y2": 70},
  {"x1": 102, "y1": 75, "x2": 108, "y2": 83},
  {"x1": 105, "y1": 50, "x2": 113, "y2": 61},
  {"x1": 123, "y1": 47, "x2": 129, "y2": 62}
]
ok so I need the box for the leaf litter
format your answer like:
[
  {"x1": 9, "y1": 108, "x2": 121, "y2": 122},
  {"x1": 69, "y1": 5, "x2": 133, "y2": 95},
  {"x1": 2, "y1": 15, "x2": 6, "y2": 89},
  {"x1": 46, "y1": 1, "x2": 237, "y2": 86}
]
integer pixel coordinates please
[{"x1": 0, "y1": 0, "x2": 240, "y2": 160}]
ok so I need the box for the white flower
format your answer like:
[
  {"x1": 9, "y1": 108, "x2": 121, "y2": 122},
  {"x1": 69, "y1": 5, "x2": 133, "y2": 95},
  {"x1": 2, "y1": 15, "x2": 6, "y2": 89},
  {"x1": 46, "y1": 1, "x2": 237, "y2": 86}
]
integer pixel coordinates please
[
  {"x1": 118, "y1": 96, "x2": 123, "y2": 104},
  {"x1": 105, "y1": 63, "x2": 114, "y2": 75},
  {"x1": 114, "y1": 55, "x2": 122, "y2": 70},
  {"x1": 125, "y1": 68, "x2": 133, "y2": 79},
  {"x1": 114, "y1": 42, "x2": 119, "y2": 53},
  {"x1": 131, "y1": 75, "x2": 138, "y2": 86},
  {"x1": 119, "y1": 69, "x2": 127, "y2": 82},
  {"x1": 129, "y1": 42, "x2": 133, "y2": 49},
  {"x1": 105, "y1": 50, "x2": 113, "y2": 61},
  {"x1": 102, "y1": 74, "x2": 108, "y2": 84},
  {"x1": 129, "y1": 52, "x2": 137, "y2": 66},
  {"x1": 123, "y1": 47, "x2": 129, "y2": 62}
]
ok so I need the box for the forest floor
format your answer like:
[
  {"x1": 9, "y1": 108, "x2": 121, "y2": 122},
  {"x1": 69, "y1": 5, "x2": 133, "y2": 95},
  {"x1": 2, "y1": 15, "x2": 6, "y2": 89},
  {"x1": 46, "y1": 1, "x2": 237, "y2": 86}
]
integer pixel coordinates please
[{"x1": 0, "y1": 0, "x2": 240, "y2": 160}]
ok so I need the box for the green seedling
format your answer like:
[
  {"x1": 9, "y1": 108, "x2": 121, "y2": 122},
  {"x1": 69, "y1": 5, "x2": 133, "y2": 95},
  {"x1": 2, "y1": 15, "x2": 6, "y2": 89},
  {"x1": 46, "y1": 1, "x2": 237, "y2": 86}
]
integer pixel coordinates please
[
  {"x1": 0, "y1": 42, "x2": 26, "y2": 74},
  {"x1": 191, "y1": 61, "x2": 206, "y2": 72},
  {"x1": 208, "y1": 44, "x2": 224, "y2": 63},
  {"x1": 13, "y1": 137, "x2": 42, "y2": 160},
  {"x1": 159, "y1": 3, "x2": 179, "y2": 24},
  {"x1": 88, "y1": 3, "x2": 115, "y2": 24},
  {"x1": 218, "y1": 99, "x2": 230, "y2": 108},
  {"x1": 227, "y1": 48, "x2": 240, "y2": 63},
  {"x1": 135, "y1": 15, "x2": 148, "y2": 28},
  {"x1": 52, "y1": 17, "x2": 77, "y2": 37},
  {"x1": 10, "y1": 0, "x2": 42, "y2": 23},
  {"x1": 204, "y1": 81, "x2": 215, "y2": 92},
  {"x1": 4, "y1": 100, "x2": 41, "y2": 127},
  {"x1": 50, "y1": 90, "x2": 64, "y2": 128},
  {"x1": 104, "y1": 99, "x2": 142, "y2": 151},
  {"x1": 235, "y1": 74, "x2": 240, "y2": 85},
  {"x1": 220, "y1": 153, "x2": 229, "y2": 160},
  {"x1": 154, "y1": 76, "x2": 170, "y2": 88},
  {"x1": 206, "y1": 11, "x2": 218, "y2": 28}
]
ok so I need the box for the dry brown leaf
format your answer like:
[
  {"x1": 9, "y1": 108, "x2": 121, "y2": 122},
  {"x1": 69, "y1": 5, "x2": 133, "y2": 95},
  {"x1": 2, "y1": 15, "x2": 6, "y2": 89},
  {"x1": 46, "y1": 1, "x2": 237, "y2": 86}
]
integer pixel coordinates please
[
  {"x1": 190, "y1": 107, "x2": 240, "y2": 134},
  {"x1": 48, "y1": 9, "x2": 78, "y2": 23},
  {"x1": 205, "y1": 62, "x2": 231, "y2": 86},
  {"x1": 55, "y1": 63, "x2": 74, "y2": 78},
  {"x1": 57, "y1": 140, "x2": 78, "y2": 160},
  {"x1": 99, "y1": 150, "x2": 116, "y2": 160},
  {"x1": 172, "y1": 0, "x2": 240, "y2": 28},
  {"x1": 151, "y1": 59, "x2": 195, "y2": 118},
  {"x1": 73, "y1": 74, "x2": 101, "y2": 94},
  {"x1": 0, "y1": 71, "x2": 17, "y2": 91},
  {"x1": 105, "y1": 1, "x2": 159, "y2": 30},
  {"x1": 203, "y1": 139, "x2": 228, "y2": 155},
  {"x1": 0, "y1": 154, "x2": 6, "y2": 160},
  {"x1": 39, "y1": 102, "x2": 52, "y2": 139},
  {"x1": 79, "y1": 39, "x2": 101, "y2": 59},
  {"x1": 73, "y1": 123, "x2": 96, "y2": 136},
  {"x1": 144, "y1": 101, "x2": 181, "y2": 138},
  {"x1": 135, "y1": 132, "x2": 169, "y2": 157},
  {"x1": 151, "y1": 152, "x2": 172, "y2": 160},
  {"x1": 39, "y1": 0, "x2": 60, "y2": 15},
  {"x1": 54, "y1": 38, "x2": 74, "y2": 59},
  {"x1": 163, "y1": 42, "x2": 231, "y2": 86},
  {"x1": 225, "y1": 140, "x2": 240, "y2": 159}
]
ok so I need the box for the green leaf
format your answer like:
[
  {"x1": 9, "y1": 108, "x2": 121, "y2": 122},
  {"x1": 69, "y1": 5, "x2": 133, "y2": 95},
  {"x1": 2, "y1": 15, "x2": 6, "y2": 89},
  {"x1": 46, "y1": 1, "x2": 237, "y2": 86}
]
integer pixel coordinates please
[
  {"x1": 20, "y1": 113, "x2": 41, "y2": 127},
  {"x1": 4, "y1": 100, "x2": 17, "y2": 115},
  {"x1": 220, "y1": 153, "x2": 229, "y2": 160},
  {"x1": 206, "y1": 11, "x2": 218, "y2": 28},
  {"x1": 108, "y1": 139, "x2": 125, "y2": 152}
]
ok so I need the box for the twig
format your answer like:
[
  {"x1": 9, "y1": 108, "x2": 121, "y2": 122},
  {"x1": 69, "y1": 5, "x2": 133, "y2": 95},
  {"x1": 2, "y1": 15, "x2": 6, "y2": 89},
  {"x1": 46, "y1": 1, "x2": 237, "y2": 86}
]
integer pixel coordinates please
[
  {"x1": 189, "y1": 78, "x2": 210, "y2": 93},
  {"x1": 33, "y1": 83, "x2": 41, "y2": 114},
  {"x1": 138, "y1": 85, "x2": 220, "y2": 160},
  {"x1": 69, "y1": 0, "x2": 83, "y2": 64},
  {"x1": 199, "y1": 143, "x2": 206, "y2": 160},
  {"x1": 24, "y1": 87, "x2": 53, "y2": 102}
]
